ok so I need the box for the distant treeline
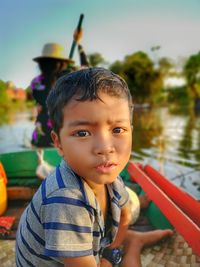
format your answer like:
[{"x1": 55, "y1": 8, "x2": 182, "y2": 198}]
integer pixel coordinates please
[
  {"x1": 1, "y1": 50, "x2": 200, "y2": 109},
  {"x1": 88, "y1": 50, "x2": 200, "y2": 107}
]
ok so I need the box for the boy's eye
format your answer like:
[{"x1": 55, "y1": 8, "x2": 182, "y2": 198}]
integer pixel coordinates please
[
  {"x1": 74, "y1": 130, "x2": 90, "y2": 137},
  {"x1": 113, "y1": 127, "x2": 125, "y2": 134}
]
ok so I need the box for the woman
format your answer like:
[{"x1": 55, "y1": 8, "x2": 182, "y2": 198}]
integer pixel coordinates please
[{"x1": 31, "y1": 33, "x2": 89, "y2": 147}]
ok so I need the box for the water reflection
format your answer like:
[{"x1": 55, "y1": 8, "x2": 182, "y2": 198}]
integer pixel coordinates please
[
  {"x1": 0, "y1": 110, "x2": 34, "y2": 153},
  {"x1": 179, "y1": 111, "x2": 200, "y2": 164},
  {"x1": 132, "y1": 107, "x2": 200, "y2": 168},
  {"x1": 131, "y1": 107, "x2": 200, "y2": 198},
  {"x1": 132, "y1": 108, "x2": 163, "y2": 153}
]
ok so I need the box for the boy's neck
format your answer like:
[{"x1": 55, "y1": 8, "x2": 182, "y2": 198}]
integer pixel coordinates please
[
  {"x1": 94, "y1": 185, "x2": 108, "y2": 221},
  {"x1": 84, "y1": 178, "x2": 106, "y2": 195},
  {"x1": 93, "y1": 184, "x2": 107, "y2": 197}
]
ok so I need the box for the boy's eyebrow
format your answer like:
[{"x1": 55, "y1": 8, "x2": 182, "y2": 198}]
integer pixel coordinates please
[
  {"x1": 68, "y1": 119, "x2": 130, "y2": 127},
  {"x1": 68, "y1": 121, "x2": 94, "y2": 127}
]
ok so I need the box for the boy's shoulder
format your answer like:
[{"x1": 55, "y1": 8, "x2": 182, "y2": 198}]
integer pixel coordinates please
[
  {"x1": 43, "y1": 159, "x2": 81, "y2": 198},
  {"x1": 108, "y1": 176, "x2": 129, "y2": 207},
  {"x1": 112, "y1": 175, "x2": 127, "y2": 190},
  {"x1": 41, "y1": 160, "x2": 99, "y2": 211}
]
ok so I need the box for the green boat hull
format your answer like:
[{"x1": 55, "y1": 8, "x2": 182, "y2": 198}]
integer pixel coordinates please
[
  {"x1": 0, "y1": 148, "x2": 173, "y2": 230},
  {"x1": 0, "y1": 148, "x2": 61, "y2": 186}
]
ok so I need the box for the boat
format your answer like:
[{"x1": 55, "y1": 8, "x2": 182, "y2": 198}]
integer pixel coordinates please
[
  {"x1": 0, "y1": 148, "x2": 200, "y2": 261},
  {"x1": 126, "y1": 163, "x2": 200, "y2": 258},
  {"x1": 0, "y1": 148, "x2": 61, "y2": 199}
]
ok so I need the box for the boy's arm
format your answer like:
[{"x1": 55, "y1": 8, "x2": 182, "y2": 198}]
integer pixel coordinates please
[
  {"x1": 63, "y1": 204, "x2": 131, "y2": 267},
  {"x1": 64, "y1": 255, "x2": 112, "y2": 267},
  {"x1": 64, "y1": 255, "x2": 97, "y2": 267},
  {"x1": 108, "y1": 203, "x2": 131, "y2": 248},
  {"x1": 100, "y1": 203, "x2": 131, "y2": 267}
]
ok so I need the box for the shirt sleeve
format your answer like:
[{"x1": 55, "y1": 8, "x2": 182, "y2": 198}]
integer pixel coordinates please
[
  {"x1": 40, "y1": 188, "x2": 94, "y2": 258},
  {"x1": 113, "y1": 176, "x2": 129, "y2": 208}
]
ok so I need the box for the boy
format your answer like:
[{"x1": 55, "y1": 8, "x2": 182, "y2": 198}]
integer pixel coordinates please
[{"x1": 16, "y1": 68, "x2": 173, "y2": 267}]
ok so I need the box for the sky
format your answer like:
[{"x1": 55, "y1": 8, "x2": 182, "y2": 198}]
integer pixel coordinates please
[{"x1": 1, "y1": 0, "x2": 200, "y2": 88}]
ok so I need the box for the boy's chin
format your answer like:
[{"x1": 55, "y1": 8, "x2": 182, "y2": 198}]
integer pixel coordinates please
[
  {"x1": 98, "y1": 175, "x2": 118, "y2": 185},
  {"x1": 85, "y1": 175, "x2": 117, "y2": 187}
]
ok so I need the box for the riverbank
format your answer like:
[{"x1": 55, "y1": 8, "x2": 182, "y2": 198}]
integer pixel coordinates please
[{"x1": 0, "y1": 100, "x2": 35, "y2": 126}]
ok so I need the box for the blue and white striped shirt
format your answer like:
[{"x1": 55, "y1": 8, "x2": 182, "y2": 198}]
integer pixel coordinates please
[{"x1": 16, "y1": 159, "x2": 129, "y2": 266}]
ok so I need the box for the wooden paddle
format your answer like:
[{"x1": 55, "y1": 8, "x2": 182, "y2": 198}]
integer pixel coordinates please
[{"x1": 69, "y1": 14, "x2": 84, "y2": 59}]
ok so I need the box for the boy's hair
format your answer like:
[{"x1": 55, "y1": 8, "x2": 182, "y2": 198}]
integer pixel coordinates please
[{"x1": 46, "y1": 67, "x2": 133, "y2": 134}]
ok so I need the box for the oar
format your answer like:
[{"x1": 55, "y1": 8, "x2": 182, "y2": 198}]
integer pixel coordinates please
[{"x1": 69, "y1": 14, "x2": 84, "y2": 60}]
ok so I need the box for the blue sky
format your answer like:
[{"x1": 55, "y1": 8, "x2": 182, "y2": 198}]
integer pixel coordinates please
[{"x1": 1, "y1": 0, "x2": 200, "y2": 88}]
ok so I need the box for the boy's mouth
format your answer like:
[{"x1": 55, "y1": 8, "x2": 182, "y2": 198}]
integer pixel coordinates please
[{"x1": 95, "y1": 162, "x2": 117, "y2": 174}]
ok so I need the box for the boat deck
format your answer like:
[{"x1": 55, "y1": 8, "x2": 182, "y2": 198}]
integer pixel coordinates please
[
  {"x1": 0, "y1": 240, "x2": 15, "y2": 267},
  {"x1": 1, "y1": 201, "x2": 200, "y2": 267},
  {"x1": 1, "y1": 233, "x2": 200, "y2": 267}
]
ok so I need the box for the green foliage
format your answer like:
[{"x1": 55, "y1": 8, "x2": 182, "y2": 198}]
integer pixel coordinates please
[
  {"x1": 88, "y1": 52, "x2": 105, "y2": 67},
  {"x1": 0, "y1": 80, "x2": 7, "y2": 96},
  {"x1": 167, "y1": 86, "x2": 191, "y2": 105},
  {"x1": 184, "y1": 52, "x2": 200, "y2": 97},
  {"x1": 0, "y1": 80, "x2": 11, "y2": 124},
  {"x1": 109, "y1": 60, "x2": 124, "y2": 76},
  {"x1": 0, "y1": 80, "x2": 10, "y2": 105},
  {"x1": 0, "y1": 80, "x2": 33, "y2": 125},
  {"x1": 158, "y1": 57, "x2": 173, "y2": 76},
  {"x1": 110, "y1": 51, "x2": 163, "y2": 103}
]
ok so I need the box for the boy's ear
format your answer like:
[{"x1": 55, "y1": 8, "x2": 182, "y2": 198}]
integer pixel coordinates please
[{"x1": 51, "y1": 131, "x2": 64, "y2": 157}]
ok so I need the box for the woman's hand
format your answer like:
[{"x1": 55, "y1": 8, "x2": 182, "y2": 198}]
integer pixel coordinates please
[{"x1": 73, "y1": 29, "x2": 83, "y2": 44}]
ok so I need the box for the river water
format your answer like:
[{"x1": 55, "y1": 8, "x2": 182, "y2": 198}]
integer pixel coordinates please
[{"x1": 0, "y1": 106, "x2": 200, "y2": 199}]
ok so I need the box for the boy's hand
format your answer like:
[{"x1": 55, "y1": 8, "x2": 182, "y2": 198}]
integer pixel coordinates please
[
  {"x1": 64, "y1": 255, "x2": 97, "y2": 267},
  {"x1": 109, "y1": 204, "x2": 131, "y2": 248},
  {"x1": 100, "y1": 258, "x2": 113, "y2": 267}
]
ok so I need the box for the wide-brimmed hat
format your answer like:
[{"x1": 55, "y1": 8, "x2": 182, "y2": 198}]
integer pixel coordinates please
[{"x1": 33, "y1": 43, "x2": 74, "y2": 63}]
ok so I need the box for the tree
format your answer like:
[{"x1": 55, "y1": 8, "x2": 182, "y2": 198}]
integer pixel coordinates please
[
  {"x1": 88, "y1": 52, "x2": 105, "y2": 67},
  {"x1": 109, "y1": 60, "x2": 124, "y2": 77},
  {"x1": 0, "y1": 80, "x2": 11, "y2": 123},
  {"x1": 110, "y1": 51, "x2": 162, "y2": 103},
  {"x1": 158, "y1": 57, "x2": 174, "y2": 77},
  {"x1": 0, "y1": 80, "x2": 8, "y2": 103},
  {"x1": 184, "y1": 52, "x2": 200, "y2": 98},
  {"x1": 184, "y1": 52, "x2": 200, "y2": 112}
]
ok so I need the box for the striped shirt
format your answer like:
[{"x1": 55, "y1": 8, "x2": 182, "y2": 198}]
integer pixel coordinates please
[{"x1": 16, "y1": 159, "x2": 129, "y2": 266}]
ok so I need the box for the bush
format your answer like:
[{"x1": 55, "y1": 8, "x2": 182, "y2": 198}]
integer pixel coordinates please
[{"x1": 167, "y1": 86, "x2": 191, "y2": 105}]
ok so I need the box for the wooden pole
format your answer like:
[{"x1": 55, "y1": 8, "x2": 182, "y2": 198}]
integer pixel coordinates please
[{"x1": 69, "y1": 14, "x2": 84, "y2": 59}]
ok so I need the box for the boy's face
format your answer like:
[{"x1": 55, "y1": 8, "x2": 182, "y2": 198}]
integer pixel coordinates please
[{"x1": 52, "y1": 92, "x2": 132, "y2": 190}]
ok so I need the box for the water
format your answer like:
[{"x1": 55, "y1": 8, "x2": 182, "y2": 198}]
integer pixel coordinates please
[
  {"x1": 0, "y1": 106, "x2": 199, "y2": 198},
  {"x1": 131, "y1": 107, "x2": 200, "y2": 198},
  {"x1": 0, "y1": 110, "x2": 35, "y2": 153}
]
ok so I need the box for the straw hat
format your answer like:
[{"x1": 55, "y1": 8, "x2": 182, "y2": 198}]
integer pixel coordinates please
[{"x1": 33, "y1": 43, "x2": 74, "y2": 63}]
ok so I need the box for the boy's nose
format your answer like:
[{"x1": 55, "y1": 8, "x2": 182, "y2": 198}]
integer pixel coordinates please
[
  {"x1": 94, "y1": 145, "x2": 115, "y2": 156},
  {"x1": 93, "y1": 136, "x2": 115, "y2": 156}
]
